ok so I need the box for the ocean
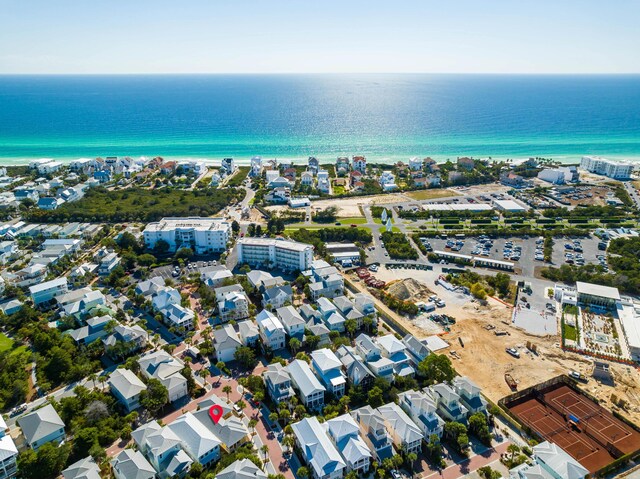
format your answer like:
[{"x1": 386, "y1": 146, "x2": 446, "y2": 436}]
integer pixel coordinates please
[{"x1": 0, "y1": 74, "x2": 639, "y2": 165}]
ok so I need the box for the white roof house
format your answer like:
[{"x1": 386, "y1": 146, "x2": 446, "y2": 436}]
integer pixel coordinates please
[
  {"x1": 256, "y1": 309, "x2": 286, "y2": 351},
  {"x1": 138, "y1": 350, "x2": 188, "y2": 403},
  {"x1": 510, "y1": 441, "x2": 589, "y2": 479},
  {"x1": 325, "y1": 414, "x2": 372, "y2": 474},
  {"x1": 167, "y1": 412, "x2": 221, "y2": 466},
  {"x1": 213, "y1": 324, "x2": 243, "y2": 363},
  {"x1": 311, "y1": 348, "x2": 346, "y2": 397},
  {"x1": 292, "y1": 417, "x2": 346, "y2": 479},
  {"x1": 108, "y1": 368, "x2": 147, "y2": 412},
  {"x1": 111, "y1": 449, "x2": 156, "y2": 479},
  {"x1": 62, "y1": 456, "x2": 101, "y2": 479},
  {"x1": 286, "y1": 359, "x2": 326, "y2": 410},
  {"x1": 377, "y1": 402, "x2": 423, "y2": 454},
  {"x1": 215, "y1": 458, "x2": 267, "y2": 479},
  {"x1": 18, "y1": 404, "x2": 65, "y2": 450}
]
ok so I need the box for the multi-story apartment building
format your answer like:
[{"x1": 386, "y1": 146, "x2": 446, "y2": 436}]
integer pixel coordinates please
[
  {"x1": 236, "y1": 238, "x2": 314, "y2": 271},
  {"x1": 581, "y1": 156, "x2": 634, "y2": 180},
  {"x1": 143, "y1": 217, "x2": 231, "y2": 254}
]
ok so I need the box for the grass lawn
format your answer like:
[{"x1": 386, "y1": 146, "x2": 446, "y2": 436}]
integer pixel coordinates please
[
  {"x1": 336, "y1": 217, "x2": 368, "y2": 224},
  {"x1": 378, "y1": 226, "x2": 401, "y2": 233},
  {"x1": 405, "y1": 189, "x2": 460, "y2": 201},
  {"x1": 563, "y1": 323, "x2": 578, "y2": 341},
  {"x1": 0, "y1": 333, "x2": 14, "y2": 353}
]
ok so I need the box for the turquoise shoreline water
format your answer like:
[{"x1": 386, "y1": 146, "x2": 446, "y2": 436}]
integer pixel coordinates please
[{"x1": 1, "y1": 74, "x2": 639, "y2": 165}]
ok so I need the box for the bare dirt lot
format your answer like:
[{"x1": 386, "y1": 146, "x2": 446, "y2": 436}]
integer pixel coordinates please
[
  {"x1": 371, "y1": 267, "x2": 640, "y2": 425},
  {"x1": 386, "y1": 278, "x2": 433, "y2": 302}
]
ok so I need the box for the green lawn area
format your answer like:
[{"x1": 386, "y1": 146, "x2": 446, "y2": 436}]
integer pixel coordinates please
[
  {"x1": 0, "y1": 333, "x2": 14, "y2": 353},
  {"x1": 336, "y1": 217, "x2": 367, "y2": 224},
  {"x1": 378, "y1": 226, "x2": 401, "y2": 233},
  {"x1": 563, "y1": 323, "x2": 578, "y2": 341},
  {"x1": 405, "y1": 189, "x2": 460, "y2": 201}
]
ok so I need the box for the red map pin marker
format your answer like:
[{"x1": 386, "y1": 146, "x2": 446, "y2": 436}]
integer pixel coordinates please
[{"x1": 209, "y1": 405, "x2": 223, "y2": 424}]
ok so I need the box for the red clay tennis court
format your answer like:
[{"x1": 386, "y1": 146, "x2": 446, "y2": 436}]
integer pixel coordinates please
[{"x1": 507, "y1": 384, "x2": 640, "y2": 473}]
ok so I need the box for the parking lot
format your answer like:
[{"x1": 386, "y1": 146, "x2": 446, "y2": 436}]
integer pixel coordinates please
[
  {"x1": 153, "y1": 258, "x2": 224, "y2": 281},
  {"x1": 550, "y1": 234, "x2": 608, "y2": 270},
  {"x1": 422, "y1": 235, "x2": 550, "y2": 276}
]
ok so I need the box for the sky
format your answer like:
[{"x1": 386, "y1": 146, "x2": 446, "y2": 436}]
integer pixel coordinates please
[{"x1": 1, "y1": 0, "x2": 639, "y2": 74}]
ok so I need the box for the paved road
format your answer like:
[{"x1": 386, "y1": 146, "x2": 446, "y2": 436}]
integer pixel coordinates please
[{"x1": 623, "y1": 181, "x2": 640, "y2": 210}]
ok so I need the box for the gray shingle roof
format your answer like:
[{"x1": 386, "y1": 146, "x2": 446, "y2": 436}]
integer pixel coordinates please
[{"x1": 18, "y1": 404, "x2": 64, "y2": 446}]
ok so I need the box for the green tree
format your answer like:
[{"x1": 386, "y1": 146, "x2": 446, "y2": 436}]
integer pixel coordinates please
[
  {"x1": 175, "y1": 247, "x2": 194, "y2": 260},
  {"x1": 140, "y1": 378, "x2": 169, "y2": 415},
  {"x1": 18, "y1": 442, "x2": 71, "y2": 479},
  {"x1": 234, "y1": 346, "x2": 258, "y2": 370},
  {"x1": 418, "y1": 354, "x2": 456, "y2": 384},
  {"x1": 368, "y1": 386, "x2": 384, "y2": 408},
  {"x1": 297, "y1": 466, "x2": 309, "y2": 479},
  {"x1": 222, "y1": 385, "x2": 232, "y2": 400}
]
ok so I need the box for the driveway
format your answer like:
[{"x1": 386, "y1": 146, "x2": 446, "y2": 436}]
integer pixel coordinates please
[{"x1": 421, "y1": 441, "x2": 512, "y2": 479}]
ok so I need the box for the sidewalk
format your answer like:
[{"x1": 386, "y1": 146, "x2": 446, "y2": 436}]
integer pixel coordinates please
[{"x1": 422, "y1": 441, "x2": 511, "y2": 479}]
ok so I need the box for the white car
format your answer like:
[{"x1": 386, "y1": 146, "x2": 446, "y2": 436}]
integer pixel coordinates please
[{"x1": 506, "y1": 347, "x2": 520, "y2": 358}]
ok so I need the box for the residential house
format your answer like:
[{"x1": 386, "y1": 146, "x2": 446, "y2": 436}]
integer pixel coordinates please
[
  {"x1": 332, "y1": 295, "x2": 364, "y2": 328},
  {"x1": 167, "y1": 412, "x2": 221, "y2": 466},
  {"x1": 355, "y1": 334, "x2": 382, "y2": 362},
  {"x1": 276, "y1": 305, "x2": 305, "y2": 340},
  {"x1": 283, "y1": 168, "x2": 297, "y2": 182},
  {"x1": 500, "y1": 172, "x2": 526, "y2": 188},
  {"x1": 162, "y1": 303, "x2": 195, "y2": 331},
  {"x1": 379, "y1": 171, "x2": 397, "y2": 191},
  {"x1": 452, "y1": 376, "x2": 488, "y2": 416},
  {"x1": 263, "y1": 363, "x2": 294, "y2": 405},
  {"x1": 377, "y1": 403, "x2": 423, "y2": 455},
  {"x1": 98, "y1": 252, "x2": 121, "y2": 275},
  {"x1": 139, "y1": 351, "x2": 188, "y2": 403},
  {"x1": 267, "y1": 177, "x2": 291, "y2": 189},
  {"x1": 62, "y1": 456, "x2": 101, "y2": 479},
  {"x1": 308, "y1": 157, "x2": 319, "y2": 174},
  {"x1": 409, "y1": 157, "x2": 423, "y2": 171},
  {"x1": 220, "y1": 158, "x2": 236, "y2": 176},
  {"x1": 336, "y1": 157, "x2": 350, "y2": 176},
  {"x1": 237, "y1": 320, "x2": 259, "y2": 347},
  {"x1": 335, "y1": 346, "x2": 374, "y2": 390},
  {"x1": 350, "y1": 406, "x2": 394, "y2": 462},
  {"x1": 215, "y1": 458, "x2": 267, "y2": 479},
  {"x1": 18, "y1": 404, "x2": 65, "y2": 451},
  {"x1": 200, "y1": 266, "x2": 233, "y2": 289},
  {"x1": 353, "y1": 293, "x2": 376, "y2": 317},
  {"x1": 311, "y1": 349, "x2": 346, "y2": 398},
  {"x1": 457, "y1": 157, "x2": 475, "y2": 170},
  {"x1": 213, "y1": 324, "x2": 242, "y2": 363},
  {"x1": 94, "y1": 170, "x2": 111, "y2": 184},
  {"x1": 111, "y1": 450, "x2": 156, "y2": 479},
  {"x1": 325, "y1": 414, "x2": 372, "y2": 475},
  {"x1": 262, "y1": 284, "x2": 293, "y2": 310},
  {"x1": 0, "y1": 416, "x2": 18, "y2": 479},
  {"x1": 308, "y1": 260, "x2": 344, "y2": 300},
  {"x1": 301, "y1": 171, "x2": 314, "y2": 186},
  {"x1": 398, "y1": 389, "x2": 445, "y2": 438},
  {"x1": 265, "y1": 186, "x2": 291, "y2": 204},
  {"x1": 317, "y1": 170, "x2": 331, "y2": 194},
  {"x1": 108, "y1": 368, "x2": 147, "y2": 412},
  {"x1": 160, "y1": 161, "x2": 177, "y2": 175},
  {"x1": 215, "y1": 284, "x2": 250, "y2": 323},
  {"x1": 306, "y1": 322, "x2": 332, "y2": 347},
  {"x1": 131, "y1": 422, "x2": 190, "y2": 478},
  {"x1": 249, "y1": 156, "x2": 262, "y2": 177},
  {"x1": 65, "y1": 315, "x2": 111, "y2": 346},
  {"x1": 37, "y1": 197, "x2": 64, "y2": 210},
  {"x1": 29, "y1": 277, "x2": 68, "y2": 306},
  {"x1": 352, "y1": 156, "x2": 367, "y2": 173},
  {"x1": 103, "y1": 324, "x2": 149, "y2": 358},
  {"x1": 429, "y1": 382, "x2": 469, "y2": 423},
  {"x1": 246, "y1": 270, "x2": 285, "y2": 290},
  {"x1": 136, "y1": 276, "x2": 166, "y2": 298},
  {"x1": 510, "y1": 441, "x2": 588, "y2": 479},
  {"x1": 286, "y1": 359, "x2": 326, "y2": 411},
  {"x1": 402, "y1": 334, "x2": 430, "y2": 368},
  {"x1": 377, "y1": 334, "x2": 415, "y2": 377},
  {"x1": 292, "y1": 417, "x2": 346, "y2": 479},
  {"x1": 0, "y1": 299, "x2": 23, "y2": 316},
  {"x1": 255, "y1": 310, "x2": 286, "y2": 351}
]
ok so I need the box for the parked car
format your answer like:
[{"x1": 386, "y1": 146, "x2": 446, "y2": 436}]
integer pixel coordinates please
[{"x1": 506, "y1": 347, "x2": 520, "y2": 358}]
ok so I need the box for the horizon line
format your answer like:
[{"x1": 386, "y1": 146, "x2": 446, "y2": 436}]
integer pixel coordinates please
[{"x1": 1, "y1": 71, "x2": 640, "y2": 76}]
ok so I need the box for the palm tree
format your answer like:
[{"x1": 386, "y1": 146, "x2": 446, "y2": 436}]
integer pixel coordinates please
[
  {"x1": 261, "y1": 444, "x2": 269, "y2": 463},
  {"x1": 297, "y1": 466, "x2": 309, "y2": 479},
  {"x1": 222, "y1": 385, "x2": 232, "y2": 400},
  {"x1": 199, "y1": 368, "x2": 210, "y2": 382},
  {"x1": 88, "y1": 373, "x2": 97, "y2": 389},
  {"x1": 98, "y1": 374, "x2": 108, "y2": 391},
  {"x1": 248, "y1": 418, "x2": 258, "y2": 436},
  {"x1": 282, "y1": 435, "x2": 295, "y2": 454}
]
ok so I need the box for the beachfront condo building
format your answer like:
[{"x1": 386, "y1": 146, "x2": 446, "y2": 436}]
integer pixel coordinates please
[
  {"x1": 143, "y1": 217, "x2": 231, "y2": 254},
  {"x1": 236, "y1": 238, "x2": 314, "y2": 271},
  {"x1": 580, "y1": 156, "x2": 634, "y2": 180}
]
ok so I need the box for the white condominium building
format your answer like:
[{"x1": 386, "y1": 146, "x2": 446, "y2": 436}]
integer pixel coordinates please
[
  {"x1": 143, "y1": 217, "x2": 231, "y2": 254},
  {"x1": 580, "y1": 156, "x2": 634, "y2": 180},
  {"x1": 236, "y1": 238, "x2": 314, "y2": 271}
]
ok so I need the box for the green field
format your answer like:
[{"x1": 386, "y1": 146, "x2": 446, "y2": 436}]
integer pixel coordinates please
[
  {"x1": 379, "y1": 226, "x2": 401, "y2": 233},
  {"x1": 0, "y1": 333, "x2": 14, "y2": 353},
  {"x1": 335, "y1": 217, "x2": 368, "y2": 225},
  {"x1": 563, "y1": 323, "x2": 578, "y2": 341}
]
